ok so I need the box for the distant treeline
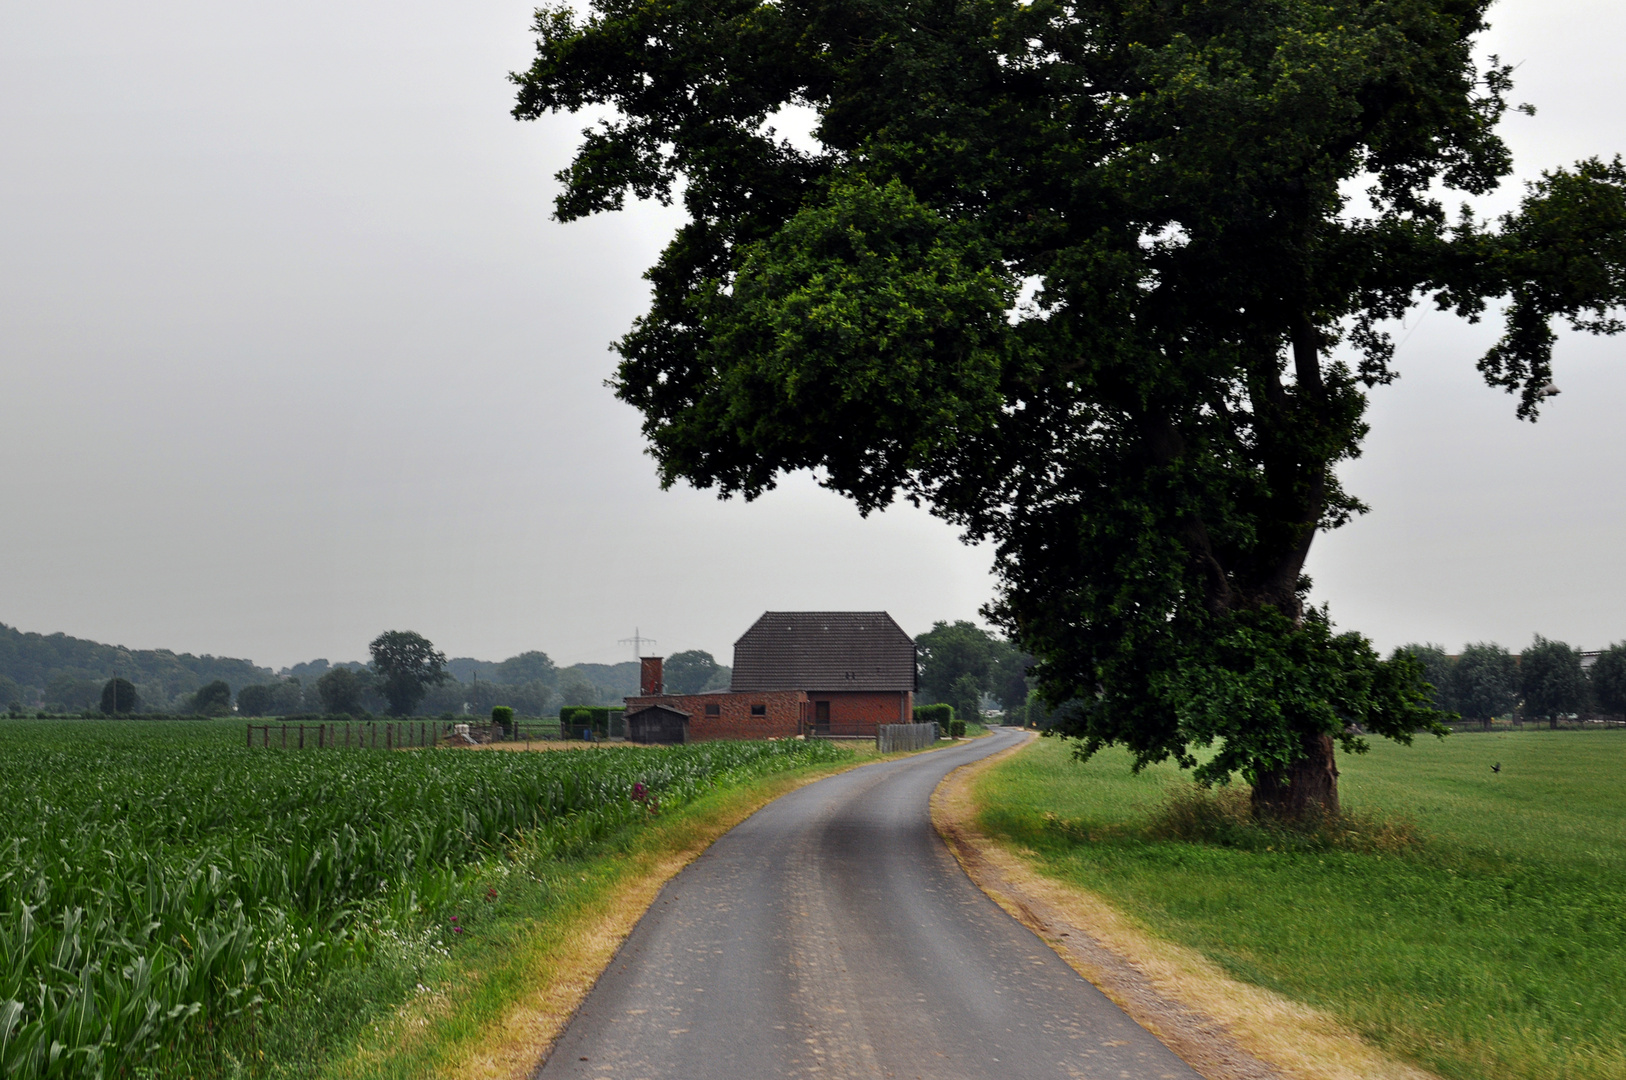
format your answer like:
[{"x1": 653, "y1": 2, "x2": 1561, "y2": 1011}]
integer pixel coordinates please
[
  {"x1": 0, "y1": 622, "x2": 729, "y2": 717},
  {"x1": 0, "y1": 622, "x2": 272, "y2": 715},
  {"x1": 1392, "y1": 638, "x2": 1626, "y2": 726}
]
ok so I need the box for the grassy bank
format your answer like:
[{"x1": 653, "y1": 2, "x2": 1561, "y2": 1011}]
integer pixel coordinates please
[{"x1": 973, "y1": 730, "x2": 1626, "y2": 1080}]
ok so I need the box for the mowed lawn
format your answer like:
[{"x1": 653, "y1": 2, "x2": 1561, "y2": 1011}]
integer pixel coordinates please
[{"x1": 975, "y1": 730, "x2": 1626, "y2": 1080}]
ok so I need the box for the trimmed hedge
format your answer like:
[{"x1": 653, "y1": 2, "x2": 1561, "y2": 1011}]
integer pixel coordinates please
[
  {"x1": 914, "y1": 703, "x2": 954, "y2": 727},
  {"x1": 558, "y1": 706, "x2": 624, "y2": 738}
]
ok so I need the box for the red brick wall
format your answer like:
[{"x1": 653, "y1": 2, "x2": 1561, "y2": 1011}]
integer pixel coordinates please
[
  {"x1": 805, "y1": 690, "x2": 912, "y2": 732},
  {"x1": 622, "y1": 690, "x2": 807, "y2": 741}
]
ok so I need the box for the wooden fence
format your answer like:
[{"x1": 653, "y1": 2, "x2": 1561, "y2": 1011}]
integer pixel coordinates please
[
  {"x1": 876, "y1": 723, "x2": 938, "y2": 753},
  {"x1": 246, "y1": 720, "x2": 438, "y2": 749},
  {"x1": 245, "y1": 720, "x2": 588, "y2": 749}
]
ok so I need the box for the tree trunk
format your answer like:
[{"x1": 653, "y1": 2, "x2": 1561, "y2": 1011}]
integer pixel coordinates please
[
  {"x1": 1549, "y1": 715, "x2": 1558, "y2": 730},
  {"x1": 1251, "y1": 731, "x2": 1340, "y2": 819}
]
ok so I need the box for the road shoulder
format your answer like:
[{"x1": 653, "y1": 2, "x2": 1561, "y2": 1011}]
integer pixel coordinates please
[{"x1": 931, "y1": 733, "x2": 1439, "y2": 1080}]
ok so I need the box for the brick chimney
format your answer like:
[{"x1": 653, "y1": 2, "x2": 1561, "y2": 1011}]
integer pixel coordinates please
[{"x1": 640, "y1": 656, "x2": 664, "y2": 696}]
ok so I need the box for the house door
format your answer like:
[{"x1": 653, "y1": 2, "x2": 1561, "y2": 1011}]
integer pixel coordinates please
[{"x1": 814, "y1": 700, "x2": 830, "y2": 733}]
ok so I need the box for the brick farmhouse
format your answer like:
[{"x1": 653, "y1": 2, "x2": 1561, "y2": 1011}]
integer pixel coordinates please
[{"x1": 624, "y1": 612, "x2": 917, "y2": 741}]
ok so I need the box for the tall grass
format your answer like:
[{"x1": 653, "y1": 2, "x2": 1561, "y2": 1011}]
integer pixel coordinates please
[
  {"x1": 0, "y1": 721, "x2": 845, "y2": 1077},
  {"x1": 975, "y1": 731, "x2": 1626, "y2": 1080},
  {"x1": 1142, "y1": 784, "x2": 1421, "y2": 855}
]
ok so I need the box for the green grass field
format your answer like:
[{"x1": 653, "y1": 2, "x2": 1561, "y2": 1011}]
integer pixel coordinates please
[
  {"x1": 0, "y1": 720, "x2": 850, "y2": 1079},
  {"x1": 975, "y1": 730, "x2": 1626, "y2": 1080}
]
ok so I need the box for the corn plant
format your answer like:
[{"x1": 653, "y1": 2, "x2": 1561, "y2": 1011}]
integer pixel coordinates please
[{"x1": 0, "y1": 721, "x2": 844, "y2": 1076}]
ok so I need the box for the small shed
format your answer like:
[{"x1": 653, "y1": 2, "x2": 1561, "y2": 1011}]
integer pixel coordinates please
[{"x1": 626, "y1": 704, "x2": 689, "y2": 745}]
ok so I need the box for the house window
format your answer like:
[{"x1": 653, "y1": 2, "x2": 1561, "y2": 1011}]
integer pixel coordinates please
[
  {"x1": 750, "y1": 704, "x2": 766, "y2": 716},
  {"x1": 814, "y1": 701, "x2": 830, "y2": 722},
  {"x1": 705, "y1": 703, "x2": 720, "y2": 717}
]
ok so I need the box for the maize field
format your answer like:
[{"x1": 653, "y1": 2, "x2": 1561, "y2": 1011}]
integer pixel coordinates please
[{"x1": 0, "y1": 721, "x2": 845, "y2": 1077}]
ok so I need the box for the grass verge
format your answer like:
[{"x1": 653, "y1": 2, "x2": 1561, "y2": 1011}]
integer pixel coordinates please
[
  {"x1": 303, "y1": 743, "x2": 908, "y2": 1080},
  {"x1": 964, "y1": 731, "x2": 1626, "y2": 1080}
]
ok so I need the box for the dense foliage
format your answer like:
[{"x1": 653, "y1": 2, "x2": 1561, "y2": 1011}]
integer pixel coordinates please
[
  {"x1": 98, "y1": 678, "x2": 137, "y2": 716},
  {"x1": 513, "y1": 0, "x2": 1626, "y2": 813},
  {"x1": 0, "y1": 622, "x2": 270, "y2": 712},
  {"x1": 662, "y1": 650, "x2": 726, "y2": 695},
  {"x1": 915, "y1": 621, "x2": 1031, "y2": 720},
  {"x1": 1451, "y1": 642, "x2": 1520, "y2": 722},
  {"x1": 1592, "y1": 643, "x2": 1626, "y2": 715},
  {"x1": 1519, "y1": 635, "x2": 1586, "y2": 726},
  {"x1": 0, "y1": 721, "x2": 844, "y2": 1077},
  {"x1": 367, "y1": 631, "x2": 449, "y2": 716}
]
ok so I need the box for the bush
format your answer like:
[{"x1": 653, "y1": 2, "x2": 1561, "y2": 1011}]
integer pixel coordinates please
[
  {"x1": 492, "y1": 705, "x2": 515, "y2": 736},
  {"x1": 914, "y1": 703, "x2": 954, "y2": 728},
  {"x1": 949, "y1": 719, "x2": 967, "y2": 738}
]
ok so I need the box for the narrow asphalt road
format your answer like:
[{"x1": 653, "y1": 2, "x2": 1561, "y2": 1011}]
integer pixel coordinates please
[{"x1": 534, "y1": 729, "x2": 1201, "y2": 1080}]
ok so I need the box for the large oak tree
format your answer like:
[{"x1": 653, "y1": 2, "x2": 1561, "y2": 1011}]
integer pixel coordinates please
[{"x1": 514, "y1": 0, "x2": 1626, "y2": 815}]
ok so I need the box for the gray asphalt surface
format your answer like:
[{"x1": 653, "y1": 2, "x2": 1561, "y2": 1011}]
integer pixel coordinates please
[{"x1": 534, "y1": 729, "x2": 1201, "y2": 1080}]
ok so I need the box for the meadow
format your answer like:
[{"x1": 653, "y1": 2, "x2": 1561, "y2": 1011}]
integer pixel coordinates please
[
  {"x1": 0, "y1": 720, "x2": 847, "y2": 1078},
  {"x1": 975, "y1": 729, "x2": 1626, "y2": 1080}
]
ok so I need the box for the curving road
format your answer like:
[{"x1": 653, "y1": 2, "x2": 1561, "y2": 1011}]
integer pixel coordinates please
[{"x1": 534, "y1": 729, "x2": 1201, "y2": 1080}]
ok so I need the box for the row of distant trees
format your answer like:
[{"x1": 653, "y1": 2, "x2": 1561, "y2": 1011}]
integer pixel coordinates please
[
  {"x1": 42, "y1": 634, "x2": 736, "y2": 720},
  {"x1": 908, "y1": 622, "x2": 1626, "y2": 732},
  {"x1": 1395, "y1": 638, "x2": 1626, "y2": 727}
]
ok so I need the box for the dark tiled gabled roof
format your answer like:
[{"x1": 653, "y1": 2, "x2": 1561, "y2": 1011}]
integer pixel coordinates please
[{"x1": 731, "y1": 612, "x2": 917, "y2": 692}]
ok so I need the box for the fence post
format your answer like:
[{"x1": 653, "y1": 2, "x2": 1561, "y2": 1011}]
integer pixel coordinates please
[
  {"x1": 281, "y1": 724, "x2": 287, "y2": 749},
  {"x1": 246, "y1": 725, "x2": 252, "y2": 750}
]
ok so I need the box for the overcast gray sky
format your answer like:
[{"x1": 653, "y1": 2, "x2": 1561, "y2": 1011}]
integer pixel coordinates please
[{"x1": 2, "y1": 1, "x2": 1623, "y2": 670}]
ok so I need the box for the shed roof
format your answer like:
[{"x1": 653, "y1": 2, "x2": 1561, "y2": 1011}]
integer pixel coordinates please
[
  {"x1": 731, "y1": 612, "x2": 917, "y2": 692},
  {"x1": 627, "y1": 703, "x2": 692, "y2": 720}
]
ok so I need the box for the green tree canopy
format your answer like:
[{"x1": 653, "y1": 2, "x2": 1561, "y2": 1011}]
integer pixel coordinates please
[
  {"x1": 664, "y1": 650, "x2": 722, "y2": 695},
  {"x1": 988, "y1": 643, "x2": 1034, "y2": 716},
  {"x1": 192, "y1": 680, "x2": 233, "y2": 717},
  {"x1": 1520, "y1": 635, "x2": 1585, "y2": 727},
  {"x1": 947, "y1": 673, "x2": 984, "y2": 726},
  {"x1": 1590, "y1": 643, "x2": 1626, "y2": 716},
  {"x1": 238, "y1": 685, "x2": 269, "y2": 717},
  {"x1": 99, "y1": 677, "x2": 138, "y2": 716},
  {"x1": 1393, "y1": 643, "x2": 1456, "y2": 714},
  {"x1": 556, "y1": 668, "x2": 601, "y2": 708},
  {"x1": 316, "y1": 667, "x2": 370, "y2": 716},
  {"x1": 236, "y1": 684, "x2": 286, "y2": 717},
  {"x1": 916, "y1": 621, "x2": 997, "y2": 704},
  {"x1": 515, "y1": 0, "x2": 1626, "y2": 814},
  {"x1": 44, "y1": 673, "x2": 101, "y2": 713},
  {"x1": 1450, "y1": 642, "x2": 1517, "y2": 723},
  {"x1": 369, "y1": 631, "x2": 449, "y2": 717},
  {"x1": 497, "y1": 650, "x2": 558, "y2": 687}
]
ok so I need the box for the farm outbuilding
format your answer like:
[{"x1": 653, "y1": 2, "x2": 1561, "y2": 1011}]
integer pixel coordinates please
[
  {"x1": 626, "y1": 704, "x2": 689, "y2": 745},
  {"x1": 624, "y1": 612, "x2": 917, "y2": 740}
]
